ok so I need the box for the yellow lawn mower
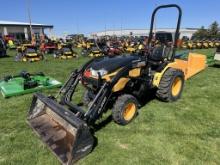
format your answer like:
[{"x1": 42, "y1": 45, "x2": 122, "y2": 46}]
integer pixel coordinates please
[
  {"x1": 208, "y1": 40, "x2": 215, "y2": 48},
  {"x1": 195, "y1": 40, "x2": 202, "y2": 49},
  {"x1": 54, "y1": 44, "x2": 77, "y2": 59},
  {"x1": 82, "y1": 40, "x2": 104, "y2": 57},
  {"x1": 124, "y1": 41, "x2": 138, "y2": 53},
  {"x1": 15, "y1": 45, "x2": 43, "y2": 62},
  {"x1": 214, "y1": 40, "x2": 220, "y2": 48},
  {"x1": 187, "y1": 41, "x2": 196, "y2": 49},
  {"x1": 88, "y1": 47, "x2": 103, "y2": 57},
  {"x1": 180, "y1": 41, "x2": 188, "y2": 49},
  {"x1": 202, "y1": 40, "x2": 209, "y2": 49}
]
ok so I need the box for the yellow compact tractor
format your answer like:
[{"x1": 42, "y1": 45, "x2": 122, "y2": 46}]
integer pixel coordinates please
[
  {"x1": 15, "y1": 45, "x2": 43, "y2": 62},
  {"x1": 27, "y1": 4, "x2": 206, "y2": 164}
]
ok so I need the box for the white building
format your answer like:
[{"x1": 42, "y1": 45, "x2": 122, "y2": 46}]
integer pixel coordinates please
[
  {"x1": 91, "y1": 28, "x2": 198, "y2": 39},
  {"x1": 0, "y1": 20, "x2": 53, "y2": 40}
]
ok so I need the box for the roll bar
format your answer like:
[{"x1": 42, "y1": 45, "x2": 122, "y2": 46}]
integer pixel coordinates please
[{"x1": 148, "y1": 4, "x2": 182, "y2": 61}]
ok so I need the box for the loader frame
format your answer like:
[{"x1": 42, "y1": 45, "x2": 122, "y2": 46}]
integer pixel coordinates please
[{"x1": 59, "y1": 57, "x2": 145, "y2": 124}]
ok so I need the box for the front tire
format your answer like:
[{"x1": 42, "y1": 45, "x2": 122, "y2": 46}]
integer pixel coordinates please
[
  {"x1": 156, "y1": 68, "x2": 184, "y2": 102},
  {"x1": 112, "y1": 94, "x2": 138, "y2": 125}
]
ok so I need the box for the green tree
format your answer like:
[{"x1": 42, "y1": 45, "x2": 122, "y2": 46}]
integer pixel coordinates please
[
  {"x1": 208, "y1": 21, "x2": 219, "y2": 38},
  {"x1": 192, "y1": 26, "x2": 208, "y2": 39}
]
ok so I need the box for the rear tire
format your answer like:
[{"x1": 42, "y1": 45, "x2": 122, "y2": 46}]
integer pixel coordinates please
[
  {"x1": 112, "y1": 94, "x2": 138, "y2": 125},
  {"x1": 156, "y1": 68, "x2": 184, "y2": 102}
]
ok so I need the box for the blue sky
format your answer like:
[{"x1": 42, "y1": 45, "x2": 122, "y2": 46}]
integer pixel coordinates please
[{"x1": 0, "y1": 0, "x2": 219, "y2": 36}]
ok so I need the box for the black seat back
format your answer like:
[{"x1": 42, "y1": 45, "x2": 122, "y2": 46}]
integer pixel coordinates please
[{"x1": 149, "y1": 46, "x2": 171, "y2": 61}]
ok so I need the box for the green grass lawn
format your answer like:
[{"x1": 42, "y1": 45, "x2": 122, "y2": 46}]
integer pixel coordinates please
[{"x1": 0, "y1": 49, "x2": 220, "y2": 165}]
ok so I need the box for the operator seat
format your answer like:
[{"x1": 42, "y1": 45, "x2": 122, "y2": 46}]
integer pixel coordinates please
[{"x1": 148, "y1": 45, "x2": 171, "y2": 65}]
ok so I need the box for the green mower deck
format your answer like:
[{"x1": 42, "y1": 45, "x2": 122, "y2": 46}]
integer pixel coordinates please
[{"x1": 0, "y1": 74, "x2": 62, "y2": 98}]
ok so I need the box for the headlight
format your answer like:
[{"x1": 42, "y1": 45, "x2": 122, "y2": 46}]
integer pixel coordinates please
[{"x1": 90, "y1": 68, "x2": 108, "y2": 77}]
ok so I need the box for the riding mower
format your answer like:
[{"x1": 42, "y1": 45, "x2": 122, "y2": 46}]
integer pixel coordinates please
[
  {"x1": 208, "y1": 40, "x2": 215, "y2": 48},
  {"x1": 54, "y1": 44, "x2": 77, "y2": 59},
  {"x1": 180, "y1": 41, "x2": 188, "y2": 49},
  {"x1": 103, "y1": 41, "x2": 124, "y2": 56},
  {"x1": 187, "y1": 40, "x2": 196, "y2": 49},
  {"x1": 214, "y1": 40, "x2": 220, "y2": 48},
  {"x1": 180, "y1": 40, "x2": 195, "y2": 49},
  {"x1": 44, "y1": 41, "x2": 58, "y2": 54},
  {"x1": 77, "y1": 39, "x2": 94, "y2": 49},
  {"x1": 88, "y1": 47, "x2": 104, "y2": 57},
  {"x1": 80, "y1": 41, "x2": 94, "y2": 56},
  {"x1": 195, "y1": 40, "x2": 202, "y2": 49},
  {"x1": 124, "y1": 41, "x2": 137, "y2": 53},
  {"x1": 84, "y1": 40, "x2": 104, "y2": 57},
  {"x1": 0, "y1": 71, "x2": 62, "y2": 98},
  {"x1": 27, "y1": 4, "x2": 206, "y2": 164},
  {"x1": 76, "y1": 41, "x2": 85, "y2": 48},
  {"x1": 105, "y1": 46, "x2": 123, "y2": 56},
  {"x1": 15, "y1": 45, "x2": 44, "y2": 62},
  {"x1": 202, "y1": 40, "x2": 209, "y2": 49}
]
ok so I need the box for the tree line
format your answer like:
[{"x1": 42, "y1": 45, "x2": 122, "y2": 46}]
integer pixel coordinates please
[{"x1": 192, "y1": 21, "x2": 220, "y2": 40}]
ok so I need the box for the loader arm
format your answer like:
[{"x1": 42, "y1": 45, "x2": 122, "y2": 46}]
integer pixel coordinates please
[
  {"x1": 57, "y1": 57, "x2": 145, "y2": 124},
  {"x1": 84, "y1": 59, "x2": 145, "y2": 124},
  {"x1": 59, "y1": 57, "x2": 102, "y2": 103}
]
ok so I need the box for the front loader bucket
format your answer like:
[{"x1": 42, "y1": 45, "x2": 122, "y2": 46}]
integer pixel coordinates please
[{"x1": 27, "y1": 93, "x2": 94, "y2": 165}]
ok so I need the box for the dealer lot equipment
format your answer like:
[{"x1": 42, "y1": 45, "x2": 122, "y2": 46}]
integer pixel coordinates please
[
  {"x1": 27, "y1": 4, "x2": 206, "y2": 164},
  {"x1": 0, "y1": 71, "x2": 62, "y2": 98}
]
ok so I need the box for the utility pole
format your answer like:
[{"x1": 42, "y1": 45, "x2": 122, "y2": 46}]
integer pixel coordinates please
[
  {"x1": 27, "y1": 0, "x2": 35, "y2": 44},
  {"x1": 120, "y1": 18, "x2": 123, "y2": 37},
  {"x1": 105, "y1": 23, "x2": 106, "y2": 37}
]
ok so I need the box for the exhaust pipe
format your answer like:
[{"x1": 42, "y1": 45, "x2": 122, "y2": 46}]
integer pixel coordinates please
[{"x1": 27, "y1": 93, "x2": 94, "y2": 165}]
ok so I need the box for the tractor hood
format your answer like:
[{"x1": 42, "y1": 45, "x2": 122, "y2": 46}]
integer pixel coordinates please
[{"x1": 88, "y1": 55, "x2": 140, "y2": 73}]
